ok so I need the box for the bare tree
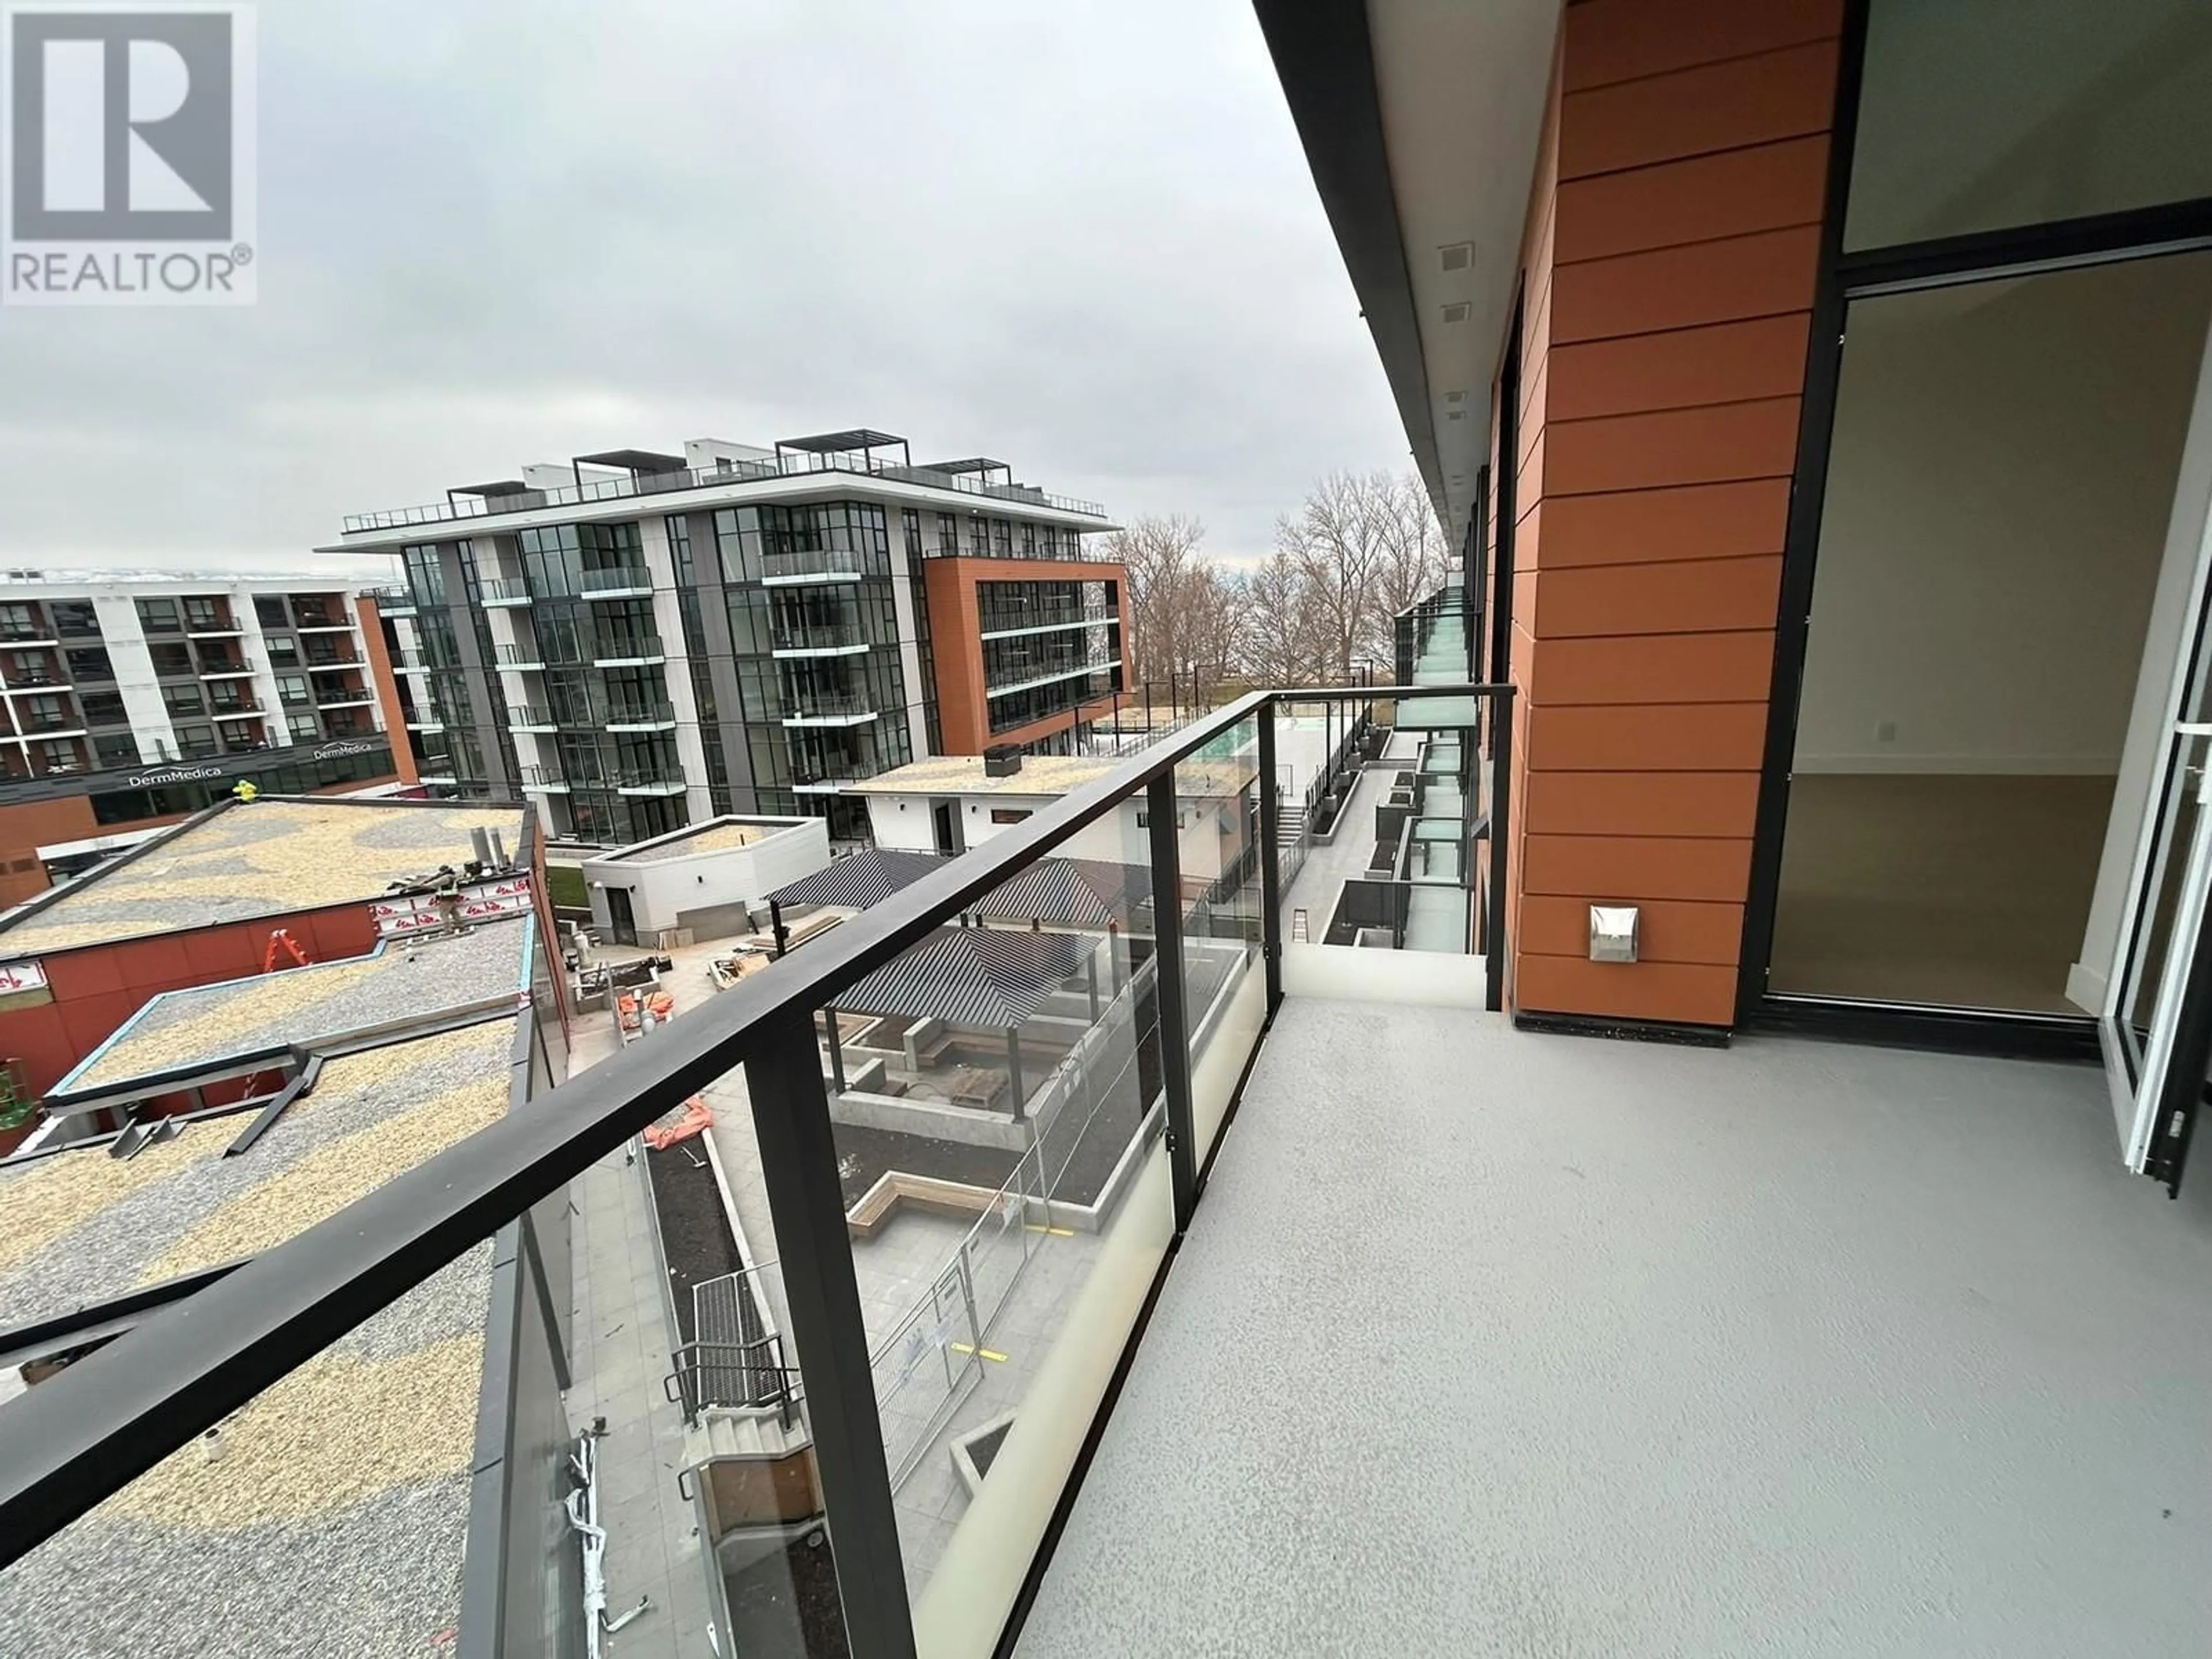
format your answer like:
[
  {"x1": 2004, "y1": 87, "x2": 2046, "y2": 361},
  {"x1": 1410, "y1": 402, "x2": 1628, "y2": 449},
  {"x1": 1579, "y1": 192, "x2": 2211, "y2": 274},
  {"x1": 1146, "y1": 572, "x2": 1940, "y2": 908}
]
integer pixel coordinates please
[
  {"x1": 1177, "y1": 562, "x2": 1247, "y2": 700},
  {"x1": 1235, "y1": 548, "x2": 1328, "y2": 687},
  {"x1": 1100, "y1": 513, "x2": 1206, "y2": 687},
  {"x1": 1368, "y1": 472, "x2": 1449, "y2": 661},
  {"x1": 1275, "y1": 472, "x2": 1392, "y2": 682}
]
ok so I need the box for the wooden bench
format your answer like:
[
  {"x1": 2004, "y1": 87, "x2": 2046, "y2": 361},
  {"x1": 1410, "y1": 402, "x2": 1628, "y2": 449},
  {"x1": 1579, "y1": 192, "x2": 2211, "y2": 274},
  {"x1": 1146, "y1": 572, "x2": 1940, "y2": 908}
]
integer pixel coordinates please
[{"x1": 845, "y1": 1172, "x2": 1003, "y2": 1240}]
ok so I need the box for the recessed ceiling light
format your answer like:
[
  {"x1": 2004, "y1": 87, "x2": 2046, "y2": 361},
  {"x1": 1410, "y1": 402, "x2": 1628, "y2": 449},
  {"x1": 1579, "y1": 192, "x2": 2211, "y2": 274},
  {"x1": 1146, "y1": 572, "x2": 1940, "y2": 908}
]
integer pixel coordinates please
[
  {"x1": 1440, "y1": 243, "x2": 1474, "y2": 272},
  {"x1": 1441, "y1": 302, "x2": 1470, "y2": 324}
]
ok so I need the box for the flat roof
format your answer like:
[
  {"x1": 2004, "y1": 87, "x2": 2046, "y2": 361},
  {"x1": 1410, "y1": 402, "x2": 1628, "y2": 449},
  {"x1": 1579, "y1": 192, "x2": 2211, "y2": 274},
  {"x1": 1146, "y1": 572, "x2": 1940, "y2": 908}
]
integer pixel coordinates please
[
  {"x1": 853, "y1": 750, "x2": 1257, "y2": 800},
  {"x1": 0, "y1": 1014, "x2": 516, "y2": 1328},
  {"x1": 0, "y1": 1011, "x2": 518, "y2": 1656},
  {"x1": 0, "y1": 798, "x2": 527, "y2": 958},
  {"x1": 603, "y1": 816, "x2": 801, "y2": 865},
  {"x1": 57, "y1": 919, "x2": 530, "y2": 1099},
  {"x1": 853, "y1": 754, "x2": 1124, "y2": 798}
]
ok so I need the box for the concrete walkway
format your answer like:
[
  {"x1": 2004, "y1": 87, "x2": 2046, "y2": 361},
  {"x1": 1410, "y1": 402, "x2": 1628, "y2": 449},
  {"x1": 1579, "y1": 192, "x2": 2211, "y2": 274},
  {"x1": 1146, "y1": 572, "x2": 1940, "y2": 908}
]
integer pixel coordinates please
[{"x1": 1019, "y1": 1005, "x2": 2212, "y2": 1658}]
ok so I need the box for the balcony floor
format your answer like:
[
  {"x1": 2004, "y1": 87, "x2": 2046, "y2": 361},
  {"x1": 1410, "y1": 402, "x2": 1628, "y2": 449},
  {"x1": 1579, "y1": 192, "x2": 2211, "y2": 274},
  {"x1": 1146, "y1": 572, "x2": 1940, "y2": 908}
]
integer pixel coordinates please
[{"x1": 1017, "y1": 1000, "x2": 2212, "y2": 1657}]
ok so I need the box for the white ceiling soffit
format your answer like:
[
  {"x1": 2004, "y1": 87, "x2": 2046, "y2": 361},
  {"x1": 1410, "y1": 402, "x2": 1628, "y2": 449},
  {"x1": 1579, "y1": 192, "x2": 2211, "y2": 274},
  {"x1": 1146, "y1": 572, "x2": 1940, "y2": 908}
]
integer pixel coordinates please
[{"x1": 1366, "y1": 0, "x2": 1562, "y2": 546}]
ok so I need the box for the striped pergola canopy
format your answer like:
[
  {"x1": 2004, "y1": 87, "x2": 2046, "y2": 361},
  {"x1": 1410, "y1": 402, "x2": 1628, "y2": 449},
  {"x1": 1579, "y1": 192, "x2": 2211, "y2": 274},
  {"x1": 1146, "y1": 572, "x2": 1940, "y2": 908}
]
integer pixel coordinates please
[{"x1": 835, "y1": 927, "x2": 1089, "y2": 1026}]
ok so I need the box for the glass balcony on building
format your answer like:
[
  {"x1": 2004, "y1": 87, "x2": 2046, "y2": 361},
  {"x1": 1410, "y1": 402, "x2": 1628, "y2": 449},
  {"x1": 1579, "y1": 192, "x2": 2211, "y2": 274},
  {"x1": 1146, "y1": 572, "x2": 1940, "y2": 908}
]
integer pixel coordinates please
[
  {"x1": 781, "y1": 687, "x2": 878, "y2": 728},
  {"x1": 762, "y1": 547, "x2": 868, "y2": 585},
  {"x1": 603, "y1": 698, "x2": 678, "y2": 732},
  {"x1": 611, "y1": 768, "x2": 685, "y2": 797},
  {"x1": 588, "y1": 634, "x2": 666, "y2": 668},
  {"x1": 518, "y1": 763, "x2": 569, "y2": 792},
  {"x1": 772, "y1": 620, "x2": 869, "y2": 658},
  {"x1": 506, "y1": 704, "x2": 558, "y2": 733},
  {"x1": 315, "y1": 687, "x2": 375, "y2": 709},
  {"x1": 478, "y1": 578, "x2": 534, "y2": 608},
  {"x1": 495, "y1": 643, "x2": 548, "y2": 670},
  {"x1": 577, "y1": 565, "x2": 655, "y2": 599}
]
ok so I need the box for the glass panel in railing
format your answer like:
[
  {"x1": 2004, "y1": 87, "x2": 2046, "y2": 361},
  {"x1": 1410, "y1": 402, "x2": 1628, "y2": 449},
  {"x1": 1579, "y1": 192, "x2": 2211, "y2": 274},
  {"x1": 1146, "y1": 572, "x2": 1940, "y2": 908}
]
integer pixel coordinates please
[
  {"x1": 567, "y1": 963, "x2": 862, "y2": 1656},
  {"x1": 0, "y1": 999, "x2": 675, "y2": 1657},
  {"x1": 1273, "y1": 690, "x2": 1492, "y2": 1008},
  {"x1": 1175, "y1": 716, "x2": 1266, "y2": 1164},
  {"x1": 783, "y1": 813, "x2": 1172, "y2": 1653}
]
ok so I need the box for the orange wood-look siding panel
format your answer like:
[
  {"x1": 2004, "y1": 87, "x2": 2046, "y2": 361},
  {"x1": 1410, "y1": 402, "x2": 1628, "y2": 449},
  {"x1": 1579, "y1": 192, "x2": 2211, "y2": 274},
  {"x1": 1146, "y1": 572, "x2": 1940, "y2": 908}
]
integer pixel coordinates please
[
  {"x1": 1522, "y1": 833, "x2": 1755, "y2": 903},
  {"x1": 1515, "y1": 954, "x2": 1739, "y2": 1027},
  {"x1": 1548, "y1": 315, "x2": 1811, "y2": 423},
  {"x1": 1519, "y1": 894, "x2": 1747, "y2": 966},
  {"x1": 1522, "y1": 771, "x2": 1763, "y2": 840},
  {"x1": 1540, "y1": 479, "x2": 1792, "y2": 569},
  {"x1": 1528, "y1": 702, "x2": 1771, "y2": 772},
  {"x1": 1556, "y1": 136, "x2": 1830, "y2": 265},
  {"x1": 1564, "y1": 0, "x2": 1843, "y2": 94},
  {"x1": 1545, "y1": 397, "x2": 1801, "y2": 497},
  {"x1": 1528, "y1": 629, "x2": 1777, "y2": 707},
  {"x1": 1552, "y1": 226, "x2": 1821, "y2": 344},
  {"x1": 355, "y1": 597, "x2": 418, "y2": 786},
  {"x1": 1558, "y1": 40, "x2": 1840, "y2": 181},
  {"x1": 1531, "y1": 555, "x2": 1783, "y2": 639}
]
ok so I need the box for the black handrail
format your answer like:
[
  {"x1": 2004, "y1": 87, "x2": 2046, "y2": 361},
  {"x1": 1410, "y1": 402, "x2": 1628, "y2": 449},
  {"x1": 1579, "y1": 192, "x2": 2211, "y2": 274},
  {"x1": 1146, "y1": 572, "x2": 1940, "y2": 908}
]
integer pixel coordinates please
[{"x1": 0, "y1": 679, "x2": 1512, "y2": 1587}]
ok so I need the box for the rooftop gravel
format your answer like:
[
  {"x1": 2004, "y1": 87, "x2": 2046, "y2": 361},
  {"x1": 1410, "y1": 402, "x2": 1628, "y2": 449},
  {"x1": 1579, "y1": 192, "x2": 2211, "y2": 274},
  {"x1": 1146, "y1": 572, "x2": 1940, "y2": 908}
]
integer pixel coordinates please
[
  {"x1": 0, "y1": 1015, "x2": 517, "y2": 1328},
  {"x1": 611, "y1": 818, "x2": 777, "y2": 862},
  {"x1": 0, "y1": 1241, "x2": 492, "y2": 1659},
  {"x1": 63, "y1": 918, "x2": 531, "y2": 1094},
  {"x1": 0, "y1": 798, "x2": 527, "y2": 956}
]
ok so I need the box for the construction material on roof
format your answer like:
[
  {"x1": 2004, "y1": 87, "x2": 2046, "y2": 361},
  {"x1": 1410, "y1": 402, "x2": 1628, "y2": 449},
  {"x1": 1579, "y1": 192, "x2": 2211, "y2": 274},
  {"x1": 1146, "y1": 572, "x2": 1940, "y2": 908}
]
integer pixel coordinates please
[
  {"x1": 609, "y1": 820, "x2": 769, "y2": 863},
  {"x1": 0, "y1": 798, "x2": 528, "y2": 957}
]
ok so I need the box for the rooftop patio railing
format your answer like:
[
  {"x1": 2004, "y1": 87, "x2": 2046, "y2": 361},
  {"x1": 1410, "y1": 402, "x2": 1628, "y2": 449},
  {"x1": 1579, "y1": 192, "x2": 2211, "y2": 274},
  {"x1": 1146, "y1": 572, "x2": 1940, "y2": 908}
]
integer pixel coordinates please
[
  {"x1": 0, "y1": 678, "x2": 1510, "y2": 1659},
  {"x1": 340, "y1": 453, "x2": 1108, "y2": 533}
]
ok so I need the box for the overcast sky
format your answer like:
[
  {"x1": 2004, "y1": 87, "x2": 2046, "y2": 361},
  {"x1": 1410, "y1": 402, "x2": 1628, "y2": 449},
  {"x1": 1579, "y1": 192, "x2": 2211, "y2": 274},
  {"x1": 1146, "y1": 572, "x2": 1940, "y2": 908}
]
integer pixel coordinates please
[{"x1": 0, "y1": 0, "x2": 1408, "y2": 579}]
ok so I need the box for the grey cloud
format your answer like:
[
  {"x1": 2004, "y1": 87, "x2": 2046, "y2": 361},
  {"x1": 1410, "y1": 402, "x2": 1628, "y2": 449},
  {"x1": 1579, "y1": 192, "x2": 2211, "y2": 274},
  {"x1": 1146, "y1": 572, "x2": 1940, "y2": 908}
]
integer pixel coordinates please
[{"x1": 0, "y1": 0, "x2": 1409, "y2": 575}]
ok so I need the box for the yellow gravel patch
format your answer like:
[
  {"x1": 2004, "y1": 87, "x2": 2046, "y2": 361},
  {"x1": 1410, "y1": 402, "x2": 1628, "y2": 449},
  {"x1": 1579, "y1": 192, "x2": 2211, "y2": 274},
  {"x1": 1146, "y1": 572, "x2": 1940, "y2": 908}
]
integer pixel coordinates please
[
  {"x1": 75, "y1": 956, "x2": 393, "y2": 1089},
  {"x1": 102, "y1": 1329, "x2": 484, "y2": 1528},
  {"x1": 0, "y1": 1129, "x2": 217, "y2": 1279},
  {"x1": 0, "y1": 800, "x2": 522, "y2": 954},
  {"x1": 137, "y1": 1071, "x2": 508, "y2": 1285}
]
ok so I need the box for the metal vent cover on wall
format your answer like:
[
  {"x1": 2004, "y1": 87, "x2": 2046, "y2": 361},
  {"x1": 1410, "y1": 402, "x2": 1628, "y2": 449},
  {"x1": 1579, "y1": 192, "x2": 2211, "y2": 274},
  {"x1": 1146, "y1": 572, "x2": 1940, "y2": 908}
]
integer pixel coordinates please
[
  {"x1": 1439, "y1": 242, "x2": 1473, "y2": 271},
  {"x1": 1441, "y1": 302, "x2": 1470, "y2": 324}
]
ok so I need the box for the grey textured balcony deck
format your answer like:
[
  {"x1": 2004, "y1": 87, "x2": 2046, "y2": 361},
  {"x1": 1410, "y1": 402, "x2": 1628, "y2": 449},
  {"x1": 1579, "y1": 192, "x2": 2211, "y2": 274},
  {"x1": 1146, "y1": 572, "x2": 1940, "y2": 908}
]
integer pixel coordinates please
[{"x1": 1018, "y1": 1001, "x2": 2212, "y2": 1658}]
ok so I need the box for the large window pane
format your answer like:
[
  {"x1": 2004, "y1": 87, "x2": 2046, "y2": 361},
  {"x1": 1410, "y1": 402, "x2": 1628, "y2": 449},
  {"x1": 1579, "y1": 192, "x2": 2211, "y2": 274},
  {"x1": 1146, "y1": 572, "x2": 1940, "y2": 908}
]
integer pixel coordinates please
[
  {"x1": 1848, "y1": 0, "x2": 2212, "y2": 249},
  {"x1": 1772, "y1": 253, "x2": 2212, "y2": 1009}
]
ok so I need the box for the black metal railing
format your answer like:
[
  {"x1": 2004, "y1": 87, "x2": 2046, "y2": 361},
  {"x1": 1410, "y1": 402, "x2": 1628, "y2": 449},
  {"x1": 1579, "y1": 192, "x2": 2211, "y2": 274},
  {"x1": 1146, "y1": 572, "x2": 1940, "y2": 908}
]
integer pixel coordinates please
[
  {"x1": 664, "y1": 1334, "x2": 800, "y2": 1429},
  {"x1": 0, "y1": 678, "x2": 1510, "y2": 1659}
]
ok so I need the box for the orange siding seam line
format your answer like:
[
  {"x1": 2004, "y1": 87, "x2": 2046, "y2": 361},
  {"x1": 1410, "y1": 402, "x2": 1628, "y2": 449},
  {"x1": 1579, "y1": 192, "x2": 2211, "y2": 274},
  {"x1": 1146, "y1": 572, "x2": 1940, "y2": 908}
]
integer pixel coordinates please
[
  {"x1": 1556, "y1": 39, "x2": 1840, "y2": 183},
  {"x1": 1563, "y1": 0, "x2": 1843, "y2": 94}
]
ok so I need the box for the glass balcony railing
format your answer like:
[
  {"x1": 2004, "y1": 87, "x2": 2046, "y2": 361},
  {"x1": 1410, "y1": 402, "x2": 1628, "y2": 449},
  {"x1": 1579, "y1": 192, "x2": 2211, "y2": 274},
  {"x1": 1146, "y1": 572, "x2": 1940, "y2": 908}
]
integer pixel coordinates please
[
  {"x1": 975, "y1": 603, "x2": 1113, "y2": 637},
  {"x1": 477, "y1": 577, "x2": 533, "y2": 606},
  {"x1": 340, "y1": 453, "x2": 1108, "y2": 533},
  {"x1": 577, "y1": 565, "x2": 654, "y2": 596},
  {"x1": 601, "y1": 698, "x2": 677, "y2": 728},
  {"x1": 588, "y1": 634, "x2": 664, "y2": 664},
  {"x1": 316, "y1": 687, "x2": 374, "y2": 706},
  {"x1": 763, "y1": 548, "x2": 867, "y2": 582},
  {"x1": 781, "y1": 687, "x2": 875, "y2": 721},
  {"x1": 506, "y1": 703, "x2": 557, "y2": 729},
  {"x1": 0, "y1": 677, "x2": 1507, "y2": 1659},
  {"x1": 773, "y1": 620, "x2": 868, "y2": 653}
]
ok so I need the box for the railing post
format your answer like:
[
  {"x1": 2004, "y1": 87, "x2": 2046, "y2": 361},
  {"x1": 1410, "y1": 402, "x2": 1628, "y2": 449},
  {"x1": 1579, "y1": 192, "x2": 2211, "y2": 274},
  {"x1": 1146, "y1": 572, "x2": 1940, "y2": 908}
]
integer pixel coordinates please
[
  {"x1": 1258, "y1": 698, "x2": 1284, "y2": 1018},
  {"x1": 1147, "y1": 771, "x2": 1199, "y2": 1233},
  {"x1": 744, "y1": 1009, "x2": 918, "y2": 1659},
  {"x1": 1486, "y1": 688, "x2": 1514, "y2": 1014}
]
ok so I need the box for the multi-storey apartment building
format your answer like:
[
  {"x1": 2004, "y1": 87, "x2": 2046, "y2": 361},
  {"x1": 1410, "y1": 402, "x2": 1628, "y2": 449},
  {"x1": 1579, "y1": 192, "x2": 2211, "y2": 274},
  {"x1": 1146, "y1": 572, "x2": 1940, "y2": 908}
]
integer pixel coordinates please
[
  {"x1": 329, "y1": 431, "x2": 1128, "y2": 844},
  {"x1": 0, "y1": 575, "x2": 410, "y2": 903}
]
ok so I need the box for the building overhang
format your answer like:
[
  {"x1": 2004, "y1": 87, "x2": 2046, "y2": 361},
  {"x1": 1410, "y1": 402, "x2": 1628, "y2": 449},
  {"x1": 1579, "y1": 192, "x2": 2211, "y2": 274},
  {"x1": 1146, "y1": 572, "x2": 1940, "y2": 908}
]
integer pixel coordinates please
[{"x1": 1253, "y1": 0, "x2": 1562, "y2": 546}]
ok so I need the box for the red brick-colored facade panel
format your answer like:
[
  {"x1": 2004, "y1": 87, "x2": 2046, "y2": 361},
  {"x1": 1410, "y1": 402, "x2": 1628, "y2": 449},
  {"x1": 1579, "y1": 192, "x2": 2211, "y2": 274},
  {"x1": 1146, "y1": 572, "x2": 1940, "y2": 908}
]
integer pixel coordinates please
[
  {"x1": 1555, "y1": 136, "x2": 1830, "y2": 264},
  {"x1": 1548, "y1": 314, "x2": 1813, "y2": 422},
  {"x1": 1495, "y1": 0, "x2": 1841, "y2": 1030},
  {"x1": 1558, "y1": 39, "x2": 1839, "y2": 180}
]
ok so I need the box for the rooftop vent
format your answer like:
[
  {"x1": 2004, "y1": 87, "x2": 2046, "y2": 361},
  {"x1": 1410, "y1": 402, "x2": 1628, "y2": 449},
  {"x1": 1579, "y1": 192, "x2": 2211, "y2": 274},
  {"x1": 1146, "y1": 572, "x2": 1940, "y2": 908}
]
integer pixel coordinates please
[{"x1": 983, "y1": 745, "x2": 1022, "y2": 778}]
